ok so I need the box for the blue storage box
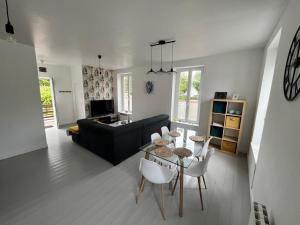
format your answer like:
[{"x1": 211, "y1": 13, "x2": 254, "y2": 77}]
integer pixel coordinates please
[
  {"x1": 213, "y1": 101, "x2": 226, "y2": 114},
  {"x1": 210, "y1": 126, "x2": 223, "y2": 138}
]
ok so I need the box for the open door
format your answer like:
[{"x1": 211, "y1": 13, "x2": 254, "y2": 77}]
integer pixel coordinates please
[{"x1": 39, "y1": 77, "x2": 57, "y2": 128}]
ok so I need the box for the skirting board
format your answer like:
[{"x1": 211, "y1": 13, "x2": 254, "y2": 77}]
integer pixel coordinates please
[{"x1": 0, "y1": 146, "x2": 48, "y2": 161}]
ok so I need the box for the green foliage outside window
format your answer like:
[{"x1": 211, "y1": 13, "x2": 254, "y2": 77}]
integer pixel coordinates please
[
  {"x1": 179, "y1": 72, "x2": 188, "y2": 100},
  {"x1": 179, "y1": 71, "x2": 201, "y2": 100},
  {"x1": 39, "y1": 79, "x2": 52, "y2": 106},
  {"x1": 191, "y1": 71, "x2": 201, "y2": 100},
  {"x1": 192, "y1": 72, "x2": 201, "y2": 92}
]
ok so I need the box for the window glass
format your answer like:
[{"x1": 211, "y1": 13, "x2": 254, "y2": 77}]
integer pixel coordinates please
[
  {"x1": 188, "y1": 70, "x2": 201, "y2": 122},
  {"x1": 177, "y1": 71, "x2": 189, "y2": 120}
]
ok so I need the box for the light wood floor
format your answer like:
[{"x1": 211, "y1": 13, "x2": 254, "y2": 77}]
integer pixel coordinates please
[{"x1": 0, "y1": 128, "x2": 250, "y2": 225}]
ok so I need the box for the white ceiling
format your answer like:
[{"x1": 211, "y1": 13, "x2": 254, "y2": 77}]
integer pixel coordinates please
[{"x1": 0, "y1": 0, "x2": 288, "y2": 69}]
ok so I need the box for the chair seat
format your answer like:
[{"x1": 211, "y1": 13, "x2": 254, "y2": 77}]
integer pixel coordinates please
[
  {"x1": 140, "y1": 158, "x2": 176, "y2": 184},
  {"x1": 183, "y1": 159, "x2": 205, "y2": 177}
]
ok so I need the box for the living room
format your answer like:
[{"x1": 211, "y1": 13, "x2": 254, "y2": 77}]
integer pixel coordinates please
[{"x1": 0, "y1": 0, "x2": 299, "y2": 225}]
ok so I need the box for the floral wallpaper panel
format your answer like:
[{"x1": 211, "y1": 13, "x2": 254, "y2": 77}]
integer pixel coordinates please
[{"x1": 82, "y1": 65, "x2": 114, "y2": 117}]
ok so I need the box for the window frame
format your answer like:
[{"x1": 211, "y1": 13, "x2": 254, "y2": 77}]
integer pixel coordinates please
[
  {"x1": 173, "y1": 67, "x2": 203, "y2": 124},
  {"x1": 119, "y1": 73, "x2": 132, "y2": 113}
]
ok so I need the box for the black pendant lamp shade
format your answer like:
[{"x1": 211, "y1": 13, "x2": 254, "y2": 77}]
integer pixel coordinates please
[
  {"x1": 147, "y1": 46, "x2": 155, "y2": 74},
  {"x1": 4, "y1": 0, "x2": 14, "y2": 35}
]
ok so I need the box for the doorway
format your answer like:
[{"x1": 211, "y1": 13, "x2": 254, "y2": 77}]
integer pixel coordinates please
[{"x1": 39, "y1": 77, "x2": 57, "y2": 128}]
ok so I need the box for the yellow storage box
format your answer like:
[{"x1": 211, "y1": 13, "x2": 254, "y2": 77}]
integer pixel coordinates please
[
  {"x1": 225, "y1": 116, "x2": 240, "y2": 129},
  {"x1": 222, "y1": 140, "x2": 237, "y2": 153}
]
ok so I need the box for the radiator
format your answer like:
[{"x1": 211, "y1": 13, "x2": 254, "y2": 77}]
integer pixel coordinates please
[{"x1": 248, "y1": 202, "x2": 270, "y2": 225}]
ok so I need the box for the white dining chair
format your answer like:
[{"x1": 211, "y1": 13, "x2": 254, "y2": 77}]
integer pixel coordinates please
[
  {"x1": 151, "y1": 133, "x2": 176, "y2": 167},
  {"x1": 136, "y1": 158, "x2": 176, "y2": 220},
  {"x1": 195, "y1": 136, "x2": 213, "y2": 161},
  {"x1": 150, "y1": 132, "x2": 177, "y2": 192},
  {"x1": 151, "y1": 132, "x2": 161, "y2": 143},
  {"x1": 161, "y1": 126, "x2": 169, "y2": 136},
  {"x1": 172, "y1": 149, "x2": 215, "y2": 210},
  {"x1": 161, "y1": 126, "x2": 177, "y2": 147}
]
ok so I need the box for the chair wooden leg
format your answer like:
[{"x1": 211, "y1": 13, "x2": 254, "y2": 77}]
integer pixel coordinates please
[
  {"x1": 160, "y1": 184, "x2": 166, "y2": 220},
  {"x1": 172, "y1": 172, "x2": 179, "y2": 195},
  {"x1": 197, "y1": 177, "x2": 204, "y2": 210},
  {"x1": 202, "y1": 175, "x2": 207, "y2": 189},
  {"x1": 141, "y1": 176, "x2": 146, "y2": 192},
  {"x1": 179, "y1": 166, "x2": 184, "y2": 217},
  {"x1": 140, "y1": 152, "x2": 149, "y2": 193},
  {"x1": 136, "y1": 177, "x2": 145, "y2": 204},
  {"x1": 168, "y1": 165, "x2": 172, "y2": 190},
  {"x1": 169, "y1": 180, "x2": 173, "y2": 190}
]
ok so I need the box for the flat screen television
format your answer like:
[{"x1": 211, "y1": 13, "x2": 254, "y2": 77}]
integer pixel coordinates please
[{"x1": 90, "y1": 100, "x2": 114, "y2": 117}]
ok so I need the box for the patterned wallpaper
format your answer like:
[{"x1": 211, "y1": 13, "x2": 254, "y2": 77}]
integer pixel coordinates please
[{"x1": 82, "y1": 65, "x2": 114, "y2": 117}]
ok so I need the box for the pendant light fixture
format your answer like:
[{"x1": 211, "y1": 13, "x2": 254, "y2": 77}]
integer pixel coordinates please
[
  {"x1": 39, "y1": 59, "x2": 47, "y2": 73},
  {"x1": 168, "y1": 42, "x2": 177, "y2": 74},
  {"x1": 4, "y1": 0, "x2": 15, "y2": 41},
  {"x1": 147, "y1": 39, "x2": 176, "y2": 74},
  {"x1": 146, "y1": 46, "x2": 155, "y2": 74},
  {"x1": 98, "y1": 54, "x2": 102, "y2": 68}
]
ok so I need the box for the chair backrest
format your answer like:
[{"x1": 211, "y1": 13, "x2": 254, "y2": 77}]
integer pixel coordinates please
[
  {"x1": 139, "y1": 158, "x2": 174, "y2": 184},
  {"x1": 151, "y1": 132, "x2": 161, "y2": 143},
  {"x1": 201, "y1": 149, "x2": 215, "y2": 174},
  {"x1": 161, "y1": 126, "x2": 170, "y2": 136},
  {"x1": 198, "y1": 136, "x2": 213, "y2": 158}
]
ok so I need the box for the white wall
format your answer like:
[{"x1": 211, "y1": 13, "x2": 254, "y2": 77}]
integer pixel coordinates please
[
  {"x1": 70, "y1": 65, "x2": 86, "y2": 120},
  {"x1": 251, "y1": 0, "x2": 300, "y2": 224},
  {"x1": 115, "y1": 67, "x2": 173, "y2": 121},
  {"x1": 115, "y1": 48, "x2": 263, "y2": 153},
  {"x1": 38, "y1": 64, "x2": 75, "y2": 126},
  {"x1": 0, "y1": 40, "x2": 47, "y2": 160}
]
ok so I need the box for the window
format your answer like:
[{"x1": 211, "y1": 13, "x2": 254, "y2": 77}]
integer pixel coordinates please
[
  {"x1": 173, "y1": 67, "x2": 202, "y2": 124},
  {"x1": 251, "y1": 29, "x2": 281, "y2": 163},
  {"x1": 119, "y1": 73, "x2": 132, "y2": 113}
]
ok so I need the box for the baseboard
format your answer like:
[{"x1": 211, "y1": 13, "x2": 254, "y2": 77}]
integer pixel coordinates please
[{"x1": 0, "y1": 145, "x2": 48, "y2": 161}]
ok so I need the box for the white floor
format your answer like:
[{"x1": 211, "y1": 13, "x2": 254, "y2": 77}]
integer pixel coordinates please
[{"x1": 0, "y1": 127, "x2": 250, "y2": 225}]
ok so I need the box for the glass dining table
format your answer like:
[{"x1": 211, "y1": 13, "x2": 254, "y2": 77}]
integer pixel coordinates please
[{"x1": 138, "y1": 134, "x2": 205, "y2": 217}]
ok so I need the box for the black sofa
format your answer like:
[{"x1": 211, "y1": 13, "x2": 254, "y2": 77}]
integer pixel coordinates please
[{"x1": 72, "y1": 114, "x2": 170, "y2": 165}]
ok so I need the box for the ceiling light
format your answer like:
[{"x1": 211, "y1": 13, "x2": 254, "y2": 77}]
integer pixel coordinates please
[
  {"x1": 98, "y1": 54, "x2": 102, "y2": 68},
  {"x1": 4, "y1": 0, "x2": 16, "y2": 42},
  {"x1": 38, "y1": 60, "x2": 47, "y2": 72},
  {"x1": 147, "y1": 39, "x2": 176, "y2": 74}
]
